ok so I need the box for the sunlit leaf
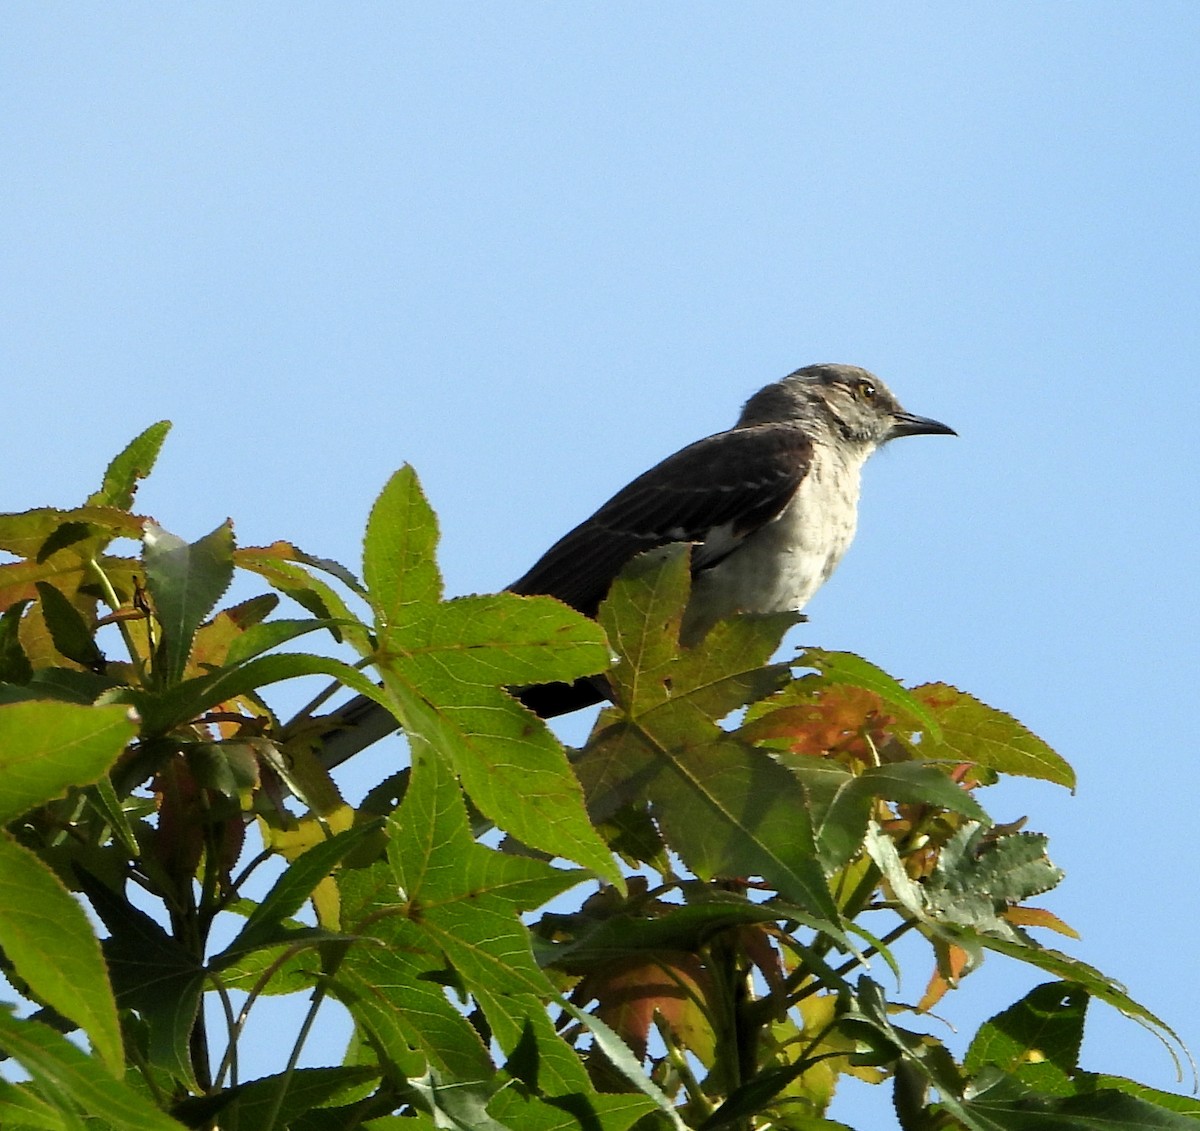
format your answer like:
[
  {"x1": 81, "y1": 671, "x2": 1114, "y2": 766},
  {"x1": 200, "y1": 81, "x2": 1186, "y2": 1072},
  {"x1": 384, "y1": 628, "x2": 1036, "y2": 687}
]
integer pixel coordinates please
[
  {"x1": 361, "y1": 466, "x2": 617, "y2": 882},
  {"x1": 0, "y1": 837, "x2": 123, "y2": 1075},
  {"x1": 0, "y1": 1008, "x2": 185, "y2": 1130},
  {"x1": 86, "y1": 421, "x2": 171, "y2": 512},
  {"x1": 0, "y1": 700, "x2": 137, "y2": 823},
  {"x1": 911, "y1": 683, "x2": 1074, "y2": 788},
  {"x1": 797, "y1": 648, "x2": 943, "y2": 739}
]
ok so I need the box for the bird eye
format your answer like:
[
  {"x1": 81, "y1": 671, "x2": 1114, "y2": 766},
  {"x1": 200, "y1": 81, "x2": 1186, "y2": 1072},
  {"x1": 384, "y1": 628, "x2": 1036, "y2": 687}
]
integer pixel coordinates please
[{"x1": 856, "y1": 379, "x2": 877, "y2": 402}]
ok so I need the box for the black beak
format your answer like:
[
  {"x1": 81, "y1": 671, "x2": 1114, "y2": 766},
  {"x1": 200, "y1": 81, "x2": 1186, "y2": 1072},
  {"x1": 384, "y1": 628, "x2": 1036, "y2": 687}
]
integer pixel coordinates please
[{"x1": 888, "y1": 410, "x2": 956, "y2": 441}]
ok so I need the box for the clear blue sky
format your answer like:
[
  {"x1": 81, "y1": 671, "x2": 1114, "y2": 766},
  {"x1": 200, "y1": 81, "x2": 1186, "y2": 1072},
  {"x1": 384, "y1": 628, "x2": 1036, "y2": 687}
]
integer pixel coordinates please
[{"x1": 4, "y1": 5, "x2": 1198, "y2": 1125}]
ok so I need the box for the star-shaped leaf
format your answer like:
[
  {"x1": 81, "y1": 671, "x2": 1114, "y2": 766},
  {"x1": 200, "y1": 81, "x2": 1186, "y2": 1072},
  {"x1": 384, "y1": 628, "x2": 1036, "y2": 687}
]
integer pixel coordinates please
[
  {"x1": 360, "y1": 466, "x2": 617, "y2": 881},
  {"x1": 335, "y1": 747, "x2": 586, "y2": 1084},
  {"x1": 578, "y1": 546, "x2": 838, "y2": 922}
]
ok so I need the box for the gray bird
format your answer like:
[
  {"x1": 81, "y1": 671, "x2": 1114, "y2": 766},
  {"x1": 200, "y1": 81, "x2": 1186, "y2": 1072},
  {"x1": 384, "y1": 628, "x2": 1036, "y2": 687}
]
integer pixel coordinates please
[{"x1": 322, "y1": 363, "x2": 954, "y2": 758}]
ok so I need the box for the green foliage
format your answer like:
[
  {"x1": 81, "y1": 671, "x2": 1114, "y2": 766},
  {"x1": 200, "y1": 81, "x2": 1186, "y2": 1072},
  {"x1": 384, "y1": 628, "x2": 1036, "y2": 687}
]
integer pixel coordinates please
[{"x1": 0, "y1": 423, "x2": 1190, "y2": 1130}]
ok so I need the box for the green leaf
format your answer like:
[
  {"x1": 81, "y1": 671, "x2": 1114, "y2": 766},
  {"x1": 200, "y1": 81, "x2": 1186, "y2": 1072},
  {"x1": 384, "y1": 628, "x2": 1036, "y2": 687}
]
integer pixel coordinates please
[
  {"x1": 0, "y1": 598, "x2": 34, "y2": 683},
  {"x1": 0, "y1": 836, "x2": 123, "y2": 1075},
  {"x1": 222, "y1": 617, "x2": 349, "y2": 667},
  {"x1": 977, "y1": 936, "x2": 1193, "y2": 1086},
  {"x1": 129, "y1": 651, "x2": 382, "y2": 735},
  {"x1": 76, "y1": 870, "x2": 203, "y2": 1088},
  {"x1": 34, "y1": 582, "x2": 104, "y2": 669},
  {"x1": 1077, "y1": 1075, "x2": 1200, "y2": 1116},
  {"x1": 582, "y1": 547, "x2": 838, "y2": 920},
  {"x1": 0, "y1": 506, "x2": 145, "y2": 561},
  {"x1": 336, "y1": 867, "x2": 492, "y2": 1083},
  {"x1": 360, "y1": 466, "x2": 617, "y2": 882},
  {"x1": 557, "y1": 998, "x2": 687, "y2": 1131},
  {"x1": 384, "y1": 750, "x2": 580, "y2": 999},
  {"x1": 0, "y1": 1078, "x2": 67, "y2": 1130},
  {"x1": 142, "y1": 520, "x2": 235, "y2": 686},
  {"x1": 798, "y1": 648, "x2": 943, "y2": 740},
  {"x1": 785, "y1": 760, "x2": 989, "y2": 874},
  {"x1": 362, "y1": 466, "x2": 443, "y2": 616},
  {"x1": 961, "y1": 1069, "x2": 1200, "y2": 1129},
  {"x1": 488, "y1": 1084, "x2": 659, "y2": 1131},
  {"x1": 965, "y1": 982, "x2": 1088, "y2": 1094},
  {"x1": 235, "y1": 543, "x2": 372, "y2": 651},
  {"x1": 0, "y1": 1008, "x2": 186, "y2": 1131},
  {"x1": 334, "y1": 750, "x2": 586, "y2": 1084},
  {"x1": 215, "y1": 822, "x2": 383, "y2": 963},
  {"x1": 86, "y1": 421, "x2": 171, "y2": 511},
  {"x1": 0, "y1": 700, "x2": 137, "y2": 823},
  {"x1": 173, "y1": 1067, "x2": 379, "y2": 1131},
  {"x1": 911, "y1": 683, "x2": 1075, "y2": 788}
]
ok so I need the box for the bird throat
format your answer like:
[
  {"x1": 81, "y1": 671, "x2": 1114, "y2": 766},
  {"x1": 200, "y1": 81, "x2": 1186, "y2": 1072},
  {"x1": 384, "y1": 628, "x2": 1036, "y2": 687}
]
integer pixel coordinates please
[{"x1": 682, "y1": 442, "x2": 867, "y2": 644}]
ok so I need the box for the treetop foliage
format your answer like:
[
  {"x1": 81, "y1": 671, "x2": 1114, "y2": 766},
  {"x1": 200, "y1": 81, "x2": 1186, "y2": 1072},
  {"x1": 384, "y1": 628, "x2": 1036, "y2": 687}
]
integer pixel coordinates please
[{"x1": 0, "y1": 422, "x2": 1193, "y2": 1130}]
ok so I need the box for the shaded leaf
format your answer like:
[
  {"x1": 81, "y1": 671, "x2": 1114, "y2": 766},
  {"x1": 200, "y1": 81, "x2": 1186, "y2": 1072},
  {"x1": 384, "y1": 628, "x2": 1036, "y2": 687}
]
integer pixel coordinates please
[
  {"x1": 215, "y1": 821, "x2": 382, "y2": 963},
  {"x1": 34, "y1": 582, "x2": 103, "y2": 669},
  {"x1": 965, "y1": 981, "x2": 1088, "y2": 1093},
  {"x1": 174, "y1": 1067, "x2": 378, "y2": 1131},
  {"x1": 584, "y1": 547, "x2": 837, "y2": 920},
  {"x1": 1077, "y1": 1075, "x2": 1200, "y2": 1116},
  {"x1": 143, "y1": 520, "x2": 236, "y2": 686},
  {"x1": 0, "y1": 598, "x2": 34, "y2": 683},
  {"x1": 837, "y1": 977, "x2": 980, "y2": 1128},
  {"x1": 77, "y1": 871, "x2": 203, "y2": 1088},
  {"x1": 962, "y1": 1069, "x2": 1200, "y2": 1129},
  {"x1": 977, "y1": 936, "x2": 1193, "y2": 1086}
]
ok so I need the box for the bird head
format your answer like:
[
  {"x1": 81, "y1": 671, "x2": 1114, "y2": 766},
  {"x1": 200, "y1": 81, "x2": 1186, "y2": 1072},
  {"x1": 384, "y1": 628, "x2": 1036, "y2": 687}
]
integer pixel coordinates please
[{"x1": 737, "y1": 363, "x2": 956, "y2": 448}]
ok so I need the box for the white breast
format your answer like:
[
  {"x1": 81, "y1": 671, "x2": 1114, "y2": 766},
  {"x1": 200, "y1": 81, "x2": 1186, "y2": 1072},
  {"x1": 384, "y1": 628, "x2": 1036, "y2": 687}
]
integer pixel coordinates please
[{"x1": 683, "y1": 443, "x2": 865, "y2": 642}]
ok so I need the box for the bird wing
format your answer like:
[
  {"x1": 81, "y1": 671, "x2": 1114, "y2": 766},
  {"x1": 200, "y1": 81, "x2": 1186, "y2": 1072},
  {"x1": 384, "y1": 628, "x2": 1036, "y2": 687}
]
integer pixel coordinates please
[{"x1": 508, "y1": 423, "x2": 814, "y2": 616}]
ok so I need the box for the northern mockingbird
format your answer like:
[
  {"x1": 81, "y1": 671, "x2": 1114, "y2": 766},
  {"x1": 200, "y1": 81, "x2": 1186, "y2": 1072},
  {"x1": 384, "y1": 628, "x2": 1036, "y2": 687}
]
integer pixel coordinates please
[{"x1": 322, "y1": 363, "x2": 953, "y2": 756}]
